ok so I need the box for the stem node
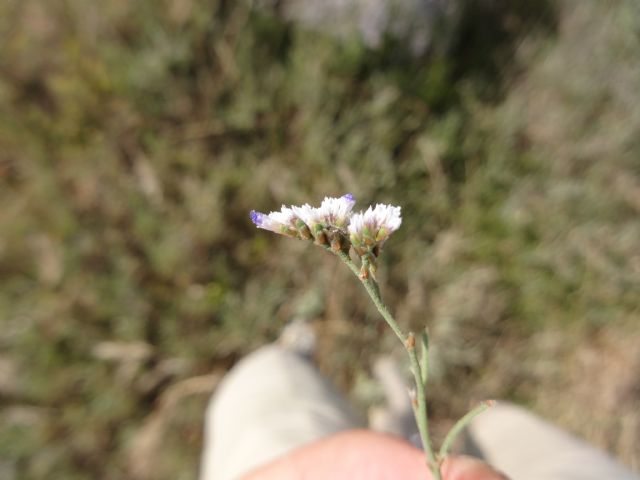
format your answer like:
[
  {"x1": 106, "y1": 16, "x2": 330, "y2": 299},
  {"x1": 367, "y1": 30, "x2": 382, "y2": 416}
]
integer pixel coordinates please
[{"x1": 405, "y1": 332, "x2": 416, "y2": 349}]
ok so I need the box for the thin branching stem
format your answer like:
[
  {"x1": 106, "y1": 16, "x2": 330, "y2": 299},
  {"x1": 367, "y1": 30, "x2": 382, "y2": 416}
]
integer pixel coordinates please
[
  {"x1": 420, "y1": 329, "x2": 429, "y2": 386},
  {"x1": 407, "y1": 336, "x2": 442, "y2": 480},
  {"x1": 335, "y1": 250, "x2": 442, "y2": 480},
  {"x1": 335, "y1": 251, "x2": 404, "y2": 343},
  {"x1": 438, "y1": 400, "x2": 495, "y2": 461}
]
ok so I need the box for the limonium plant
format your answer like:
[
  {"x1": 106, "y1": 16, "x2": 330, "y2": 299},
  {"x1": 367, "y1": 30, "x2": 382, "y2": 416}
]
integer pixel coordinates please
[{"x1": 251, "y1": 193, "x2": 492, "y2": 480}]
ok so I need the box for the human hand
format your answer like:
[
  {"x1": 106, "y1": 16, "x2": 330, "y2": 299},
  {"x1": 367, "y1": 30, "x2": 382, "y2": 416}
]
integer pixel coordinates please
[{"x1": 241, "y1": 430, "x2": 508, "y2": 480}]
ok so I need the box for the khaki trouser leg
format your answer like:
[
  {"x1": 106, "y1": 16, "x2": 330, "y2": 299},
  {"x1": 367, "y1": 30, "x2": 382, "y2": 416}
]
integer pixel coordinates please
[
  {"x1": 199, "y1": 345, "x2": 361, "y2": 480},
  {"x1": 201, "y1": 345, "x2": 638, "y2": 480},
  {"x1": 464, "y1": 402, "x2": 638, "y2": 480}
]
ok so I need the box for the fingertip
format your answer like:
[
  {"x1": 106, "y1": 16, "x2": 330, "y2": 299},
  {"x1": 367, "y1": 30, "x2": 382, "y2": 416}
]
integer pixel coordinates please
[{"x1": 441, "y1": 455, "x2": 510, "y2": 480}]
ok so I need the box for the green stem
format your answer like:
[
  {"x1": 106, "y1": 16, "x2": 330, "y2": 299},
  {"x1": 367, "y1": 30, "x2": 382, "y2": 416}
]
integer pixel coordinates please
[
  {"x1": 335, "y1": 251, "x2": 404, "y2": 343},
  {"x1": 407, "y1": 337, "x2": 442, "y2": 480},
  {"x1": 438, "y1": 400, "x2": 495, "y2": 461},
  {"x1": 335, "y1": 250, "x2": 441, "y2": 480},
  {"x1": 420, "y1": 329, "x2": 430, "y2": 386},
  {"x1": 335, "y1": 249, "x2": 361, "y2": 277}
]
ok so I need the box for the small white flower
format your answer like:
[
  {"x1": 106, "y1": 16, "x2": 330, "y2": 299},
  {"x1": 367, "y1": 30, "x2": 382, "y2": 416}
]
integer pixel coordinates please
[
  {"x1": 250, "y1": 206, "x2": 300, "y2": 237},
  {"x1": 317, "y1": 193, "x2": 356, "y2": 229},
  {"x1": 292, "y1": 203, "x2": 322, "y2": 232},
  {"x1": 293, "y1": 193, "x2": 356, "y2": 237},
  {"x1": 348, "y1": 203, "x2": 402, "y2": 249}
]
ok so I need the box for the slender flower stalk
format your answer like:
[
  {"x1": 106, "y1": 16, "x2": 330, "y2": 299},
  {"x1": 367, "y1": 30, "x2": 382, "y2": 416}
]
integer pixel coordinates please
[
  {"x1": 334, "y1": 250, "x2": 440, "y2": 479},
  {"x1": 250, "y1": 194, "x2": 492, "y2": 480},
  {"x1": 438, "y1": 400, "x2": 495, "y2": 460}
]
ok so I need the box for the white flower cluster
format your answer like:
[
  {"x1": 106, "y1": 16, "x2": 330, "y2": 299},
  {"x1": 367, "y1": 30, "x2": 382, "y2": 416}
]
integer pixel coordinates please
[
  {"x1": 348, "y1": 204, "x2": 402, "y2": 254},
  {"x1": 251, "y1": 194, "x2": 402, "y2": 258}
]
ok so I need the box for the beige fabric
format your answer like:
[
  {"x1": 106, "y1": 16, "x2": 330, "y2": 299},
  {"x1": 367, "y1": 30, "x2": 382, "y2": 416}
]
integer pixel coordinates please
[
  {"x1": 199, "y1": 345, "x2": 361, "y2": 480},
  {"x1": 200, "y1": 344, "x2": 638, "y2": 480},
  {"x1": 466, "y1": 402, "x2": 638, "y2": 480}
]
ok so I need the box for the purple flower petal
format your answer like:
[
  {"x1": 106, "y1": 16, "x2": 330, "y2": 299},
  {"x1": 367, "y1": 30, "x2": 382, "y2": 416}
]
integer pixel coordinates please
[{"x1": 250, "y1": 210, "x2": 264, "y2": 227}]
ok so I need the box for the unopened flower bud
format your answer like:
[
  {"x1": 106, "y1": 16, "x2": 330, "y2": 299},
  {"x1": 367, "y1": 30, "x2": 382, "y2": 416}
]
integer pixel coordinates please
[
  {"x1": 376, "y1": 227, "x2": 388, "y2": 242},
  {"x1": 295, "y1": 219, "x2": 312, "y2": 240},
  {"x1": 314, "y1": 231, "x2": 328, "y2": 246},
  {"x1": 331, "y1": 235, "x2": 342, "y2": 252},
  {"x1": 408, "y1": 388, "x2": 418, "y2": 408},
  {"x1": 359, "y1": 264, "x2": 369, "y2": 280},
  {"x1": 362, "y1": 226, "x2": 374, "y2": 242},
  {"x1": 350, "y1": 233, "x2": 361, "y2": 248},
  {"x1": 405, "y1": 332, "x2": 416, "y2": 349}
]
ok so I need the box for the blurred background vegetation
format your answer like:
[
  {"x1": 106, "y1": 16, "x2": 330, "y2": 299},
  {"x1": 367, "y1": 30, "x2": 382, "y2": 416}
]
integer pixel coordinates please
[{"x1": 0, "y1": 0, "x2": 638, "y2": 478}]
